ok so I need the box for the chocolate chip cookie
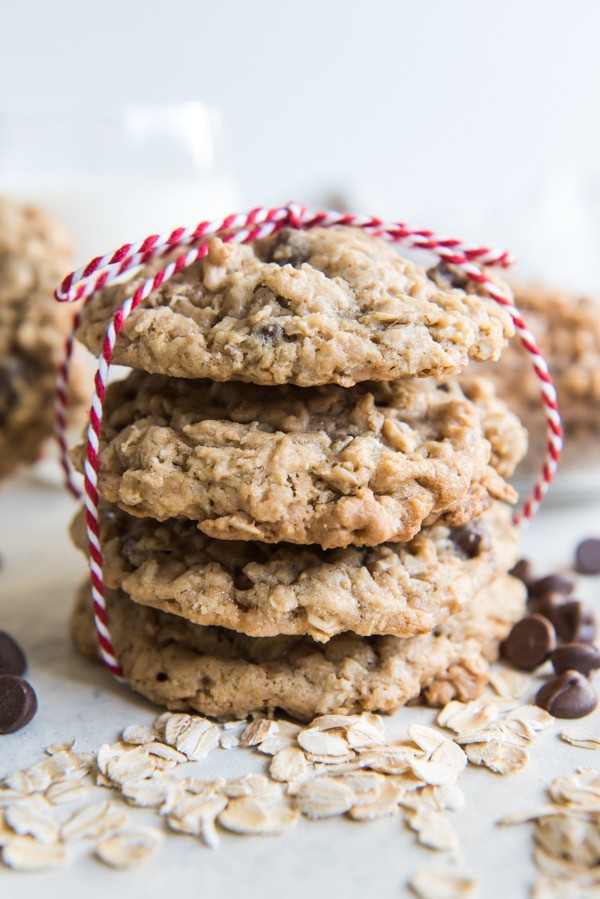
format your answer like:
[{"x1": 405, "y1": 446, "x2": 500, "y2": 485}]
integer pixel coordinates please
[
  {"x1": 0, "y1": 196, "x2": 86, "y2": 480},
  {"x1": 75, "y1": 227, "x2": 514, "y2": 387},
  {"x1": 71, "y1": 502, "x2": 518, "y2": 643},
  {"x1": 71, "y1": 573, "x2": 526, "y2": 721},
  {"x1": 468, "y1": 282, "x2": 600, "y2": 472},
  {"x1": 72, "y1": 371, "x2": 525, "y2": 547}
]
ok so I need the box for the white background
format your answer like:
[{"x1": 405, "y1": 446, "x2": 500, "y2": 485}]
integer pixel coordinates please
[{"x1": 2, "y1": 0, "x2": 600, "y2": 289}]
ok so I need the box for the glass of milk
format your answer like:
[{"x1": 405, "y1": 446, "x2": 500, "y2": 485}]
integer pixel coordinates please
[
  {"x1": 0, "y1": 102, "x2": 239, "y2": 486},
  {"x1": 0, "y1": 102, "x2": 239, "y2": 266}
]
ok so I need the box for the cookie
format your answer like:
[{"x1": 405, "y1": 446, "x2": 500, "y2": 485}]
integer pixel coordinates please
[
  {"x1": 71, "y1": 573, "x2": 526, "y2": 721},
  {"x1": 463, "y1": 282, "x2": 600, "y2": 473},
  {"x1": 0, "y1": 197, "x2": 86, "y2": 480},
  {"x1": 75, "y1": 227, "x2": 514, "y2": 387},
  {"x1": 71, "y1": 371, "x2": 525, "y2": 548},
  {"x1": 71, "y1": 502, "x2": 518, "y2": 643}
]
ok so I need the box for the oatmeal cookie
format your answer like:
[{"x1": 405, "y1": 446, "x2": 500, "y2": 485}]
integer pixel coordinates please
[
  {"x1": 0, "y1": 196, "x2": 86, "y2": 480},
  {"x1": 73, "y1": 372, "x2": 525, "y2": 547},
  {"x1": 462, "y1": 282, "x2": 600, "y2": 471},
  {"x1": 71, "y1": 502, "x2": 518, "y2": 643},
  {"x1": 71, "y1": 574, "x2": 526, "y2": 721},
  {"x1": 485, "y1": 284, "x2": 600, "y2": 425},
  {"x1": 75, "y1": 227, "x2": 514, "y2": 387}
]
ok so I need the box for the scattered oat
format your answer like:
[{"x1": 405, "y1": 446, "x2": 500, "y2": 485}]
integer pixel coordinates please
[
  {"x1": 408, "y1": 867, "x2": 477, "y2": 899},
  {"x1": 294, "y1": 776, "x2": 355, "y2": 819},
  {"x1": 437, "y1": 700, "x2": 499, "y2": 735},
  {"x1": 218, "y1": 797, "x2": 298, "y2": 835},
  {"x1": 5, "y1": 796, "x2": 59, "y2": 844},
  {"x1": 348, "y1": 778, "x2": 403, "y2": 821},
  {"x1": 0, "y1": 811, "x2": 15, "y2": 846},
  {"x1": 105, "y1": 746, "x2": 157, "y2": 785},
  {"x1": 95, "y1": 828, "x2": 163, "y2": 869},
  {"x1": 270, "y1": 747, "x2": 308, "y2": 784},
  {"x1": 220, "y1": 732, "x2": 240, "y2": 750},
  {"x1": 488, "y1": 667, "x2": 531, "y2": 699},
  {"x1": 122, "y1": 724, "x2": 156, "y2": 745},
  {"x1": 61, "y1": 801, "x2": 129, "y2": 842},
  {"x1": 560, "y1": 728, "x2": 600, "y2": 750},
  {"x1": 463, "y1": 739, "x2": 529, "y2": 775},
  {"x1": 45, "y1": 778, "x2": 90, "y2": 806},
  {"x1": 240, "y1": 718, "x2": 279, "y2": 746},
  {"x1": 297, "y1": 727, "x2": 350, "y2": 757},
  {"x1": 408, "y1": 809, "x2": 459, "y2": 853},
  {"x1": 46, "y1": 740, "x2": 76, "y2": 755},
  {"x1": 411, "y1": 741, "x2": 467, "y2": 786},
  {"x1": 167, "y1": 792, "x2": 228, "y2": 842},
  {"x1": 0, "y1": 788, "x2": 26, "y2": 808},
  {"x1": 165, "y1": 716, "x2": 220, "y2": 761},
  {"x1": 2, "y1": 837, "x2": 67, "y2": 872}
]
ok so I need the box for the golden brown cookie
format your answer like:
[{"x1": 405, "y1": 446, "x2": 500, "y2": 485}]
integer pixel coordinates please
[
  {"x1": 72, "y1": 372, "x2": 525, "y2": 548},
  {"x1": 75, "y1": 227, "x2": 514, "y2": 387},
  {"x1": 71, "y1": 574, "x2": 526, "y2": 722},
  {"x1": 0, "y1": 196, "x2": 86, "y2": 480},
  {"x1": 71, "y1": 502, "x2": 518, "y2": 643}
]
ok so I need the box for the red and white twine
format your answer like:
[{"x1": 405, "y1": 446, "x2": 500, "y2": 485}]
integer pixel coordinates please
[{"x1": 54, "y1": 202, "x2": 563, "y2": 681}]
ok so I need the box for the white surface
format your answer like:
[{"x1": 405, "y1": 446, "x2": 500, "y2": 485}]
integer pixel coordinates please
[{"x1": 1, "y1": 477, "x2": 600, "y2": 897}]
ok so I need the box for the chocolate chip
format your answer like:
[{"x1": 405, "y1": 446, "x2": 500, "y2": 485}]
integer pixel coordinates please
[
  {"x1": 0, "y1": 675, "x2": 38, "y2": 734},
  {"x1": 427, "y1": 262, "x2": 468, "y2": 290},
  {"x1": 550, "y1": 643, "x2": 600, "y2": 678},
  {"x1": 510, "y1": 558, "x2": 535, "y2": 586},
  {"x1": 543, "y1": 599, "x2": 597, "y2": 644},
  {"x1": 527, "y1": 591, "x2": 565, "y2": 616},
  {"x1": 0, "y1": 631, "x2": 27, "y2": 676},
  {"x1": 536, "y1": 670, "x2": 598, "y2": 718},
  {"x1": 528, "y1": 573, "x2": 576, "y2": 599},
  {"x1": 267, "y1": 229, "x2": 310, "y2": 267},
  {"x1": 0, "y1": 356, "x2": 24, "y2": 421},
  {"x1": 257, "y1": 322, "x2": 283, "y2": 343},
  {"x1": 501, "y1": 614, "x2": 557, "y2": 670},
  {"x1": 575, "y1": 538, "x2": 600, "y2": 575},
  {"x1": 452, "y1": 524, "x2": 483, "y2": 558}
]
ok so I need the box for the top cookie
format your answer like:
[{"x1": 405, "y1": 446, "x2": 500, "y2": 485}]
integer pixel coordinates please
[
  {"x1": 75, "y1": 227, "x2": 514, "y2": 386},
  {"x1": 0, "y1": 197, "x2": 85, "y2": 480}
]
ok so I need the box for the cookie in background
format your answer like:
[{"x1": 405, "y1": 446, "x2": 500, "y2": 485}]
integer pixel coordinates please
[
  {"x1": 0, "y1": 196, "x2": 88, "y2": 483},
  {"x1": 461, "y1": 282, "x2": 600, "y2": 492}
]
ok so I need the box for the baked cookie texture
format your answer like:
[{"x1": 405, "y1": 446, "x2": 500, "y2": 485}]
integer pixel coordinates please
[
  {"x1": 71, "y1": 573, "x2": 526, "y2": 721},
  {"x1": 72, "y1": 371, "x2": 526, "y2": 548},
  {"x1": 464, "y1": 283, "x2": 600, "y2": 472},
  {"x1": 0, "y1": 196, "x2": 86, "y2": 480},
  {"x1": 71, "y1": 502, "x2": 518, "y2": 643},
  {"x1": 75, "y1": 227, "x2": 514, "y2": 387}
]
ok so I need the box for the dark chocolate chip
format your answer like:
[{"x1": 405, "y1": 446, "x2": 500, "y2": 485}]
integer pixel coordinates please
[
  {"x1": 526, "y1": 591, "x2": 564, "y2": 615},
  {"x1": 0, "y1": 356, "x2": 24, "y2": 420},
  {"x1": 501, "y1": 614, "x2": 557, "y2": 670},
  {"x1": 544, "y1": 599, "x2": 597, "y2": 644},
  {"x1": 528, "y1": 573, "x2": 576, "y2": 599},
  {"x1": 536, "y1": 670, "x2": 598, "y2": 718},
  {"x1": 452, "y1": 524, "x2": 483, "y2": 558},
  {"x1": 575, "y1": 538, "x2": 600, "y2": 575},
  {"x1": 550, "y1": 643, "x2": 600, "y2": 678},
  {"x1": 510, "y1": 558, "x2": 535, "y2": 586},
  {"x1": 257, "y1": 322, "x2": 283, "y2": 343},
  {"x1": 0, "y1": 675, "x2": 37, "y2": 734},
  {"x1": 267, "y1": 229, "x2": 310, "y2": 267},
  {"x1": 427, "y1": 262, "x2": 468, "y2": 290},
  {"x1": 0, "y1": 631, "x2": 27, "y2": 676}
]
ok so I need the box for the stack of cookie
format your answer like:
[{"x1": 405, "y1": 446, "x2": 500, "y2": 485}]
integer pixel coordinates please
[{"x1": 70, "y1": 226, "x2": 528, "y2": 721}]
